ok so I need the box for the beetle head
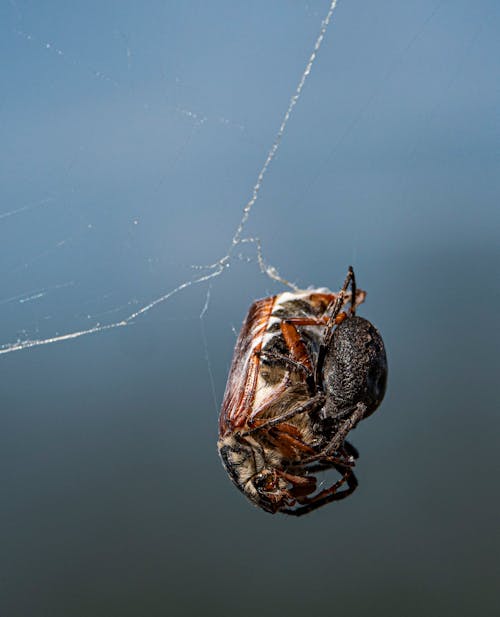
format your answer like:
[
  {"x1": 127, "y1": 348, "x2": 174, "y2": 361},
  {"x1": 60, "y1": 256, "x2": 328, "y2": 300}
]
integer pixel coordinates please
[{"x1": 218, "y1": 435, "x2": 291, "y2": 513}]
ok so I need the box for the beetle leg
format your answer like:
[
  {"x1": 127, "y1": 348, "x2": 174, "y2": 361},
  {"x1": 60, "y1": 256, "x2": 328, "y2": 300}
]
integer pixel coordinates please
[
  {"x1": 265, "y1": 428, "x2": 316, "y2": 459},
  {"x1": 279, "y1": 317, "x2": 338, "y2": 394},
  {"x1": 270, "y1": 273, "x2": 364, "y2": 394},
  {"x1": 277, "y1": 471, "x2": 317, "y2": 499},
  {"x1": 244, "y1": 373, "x2": 292, "y2": 427},
  {"x1": 256, "y1": 350, "x2": 313, "y2": 378},
  {"x1": 281, "y1": 468, "x2": 358, "y2": 516},
  {"x1": 243, "y1": 393, "x2": 325, "y2": 436},
  {"x1": 270, "y1": 424, "x2": 316, "y2": 455},
  {"x1": 282, "y1": 317, "x2": 328, "y2": 326},
  {"x1": 279, "y1": 318, "x2": 325, "y2": 375},
  {"x1": 264, "y1": 432, "x2": 298, "y2": 459}
]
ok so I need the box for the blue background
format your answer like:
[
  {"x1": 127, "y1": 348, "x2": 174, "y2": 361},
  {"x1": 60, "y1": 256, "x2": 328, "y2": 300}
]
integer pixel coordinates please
[{"x1": 1, "y1": 1, "x2": 499, "y2": 615}]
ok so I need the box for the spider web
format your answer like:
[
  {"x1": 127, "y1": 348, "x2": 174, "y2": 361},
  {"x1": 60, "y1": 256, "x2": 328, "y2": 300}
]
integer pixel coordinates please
[
  {"x1": 0, "y1": 0, "x2": 487, "y2": 363},
  {"x1": 0, "y1": 0, "x2": 340, "y2": 357}
]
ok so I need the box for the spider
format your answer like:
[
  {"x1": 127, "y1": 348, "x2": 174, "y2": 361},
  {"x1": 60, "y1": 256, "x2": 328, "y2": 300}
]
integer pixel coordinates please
[{"x1": 218, "y1": 267, "x2": 387, "y2": 516}]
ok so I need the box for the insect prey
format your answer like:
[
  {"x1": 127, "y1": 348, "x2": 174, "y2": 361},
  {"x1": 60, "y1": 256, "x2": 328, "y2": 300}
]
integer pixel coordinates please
[{"x1": 218, "y1": 267, "x2": 387, "y2": 516}]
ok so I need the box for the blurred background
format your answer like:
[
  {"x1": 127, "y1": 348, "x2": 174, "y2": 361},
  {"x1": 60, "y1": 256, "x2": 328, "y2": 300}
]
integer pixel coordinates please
[{"x1": 1, "y1": 1, "x2": 499, "y2": 615}]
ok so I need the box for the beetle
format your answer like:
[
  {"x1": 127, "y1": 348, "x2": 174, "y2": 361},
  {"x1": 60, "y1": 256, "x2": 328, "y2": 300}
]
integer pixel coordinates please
[{"x1": 218, "y1": 267, "x2": 387, "y2": 516}]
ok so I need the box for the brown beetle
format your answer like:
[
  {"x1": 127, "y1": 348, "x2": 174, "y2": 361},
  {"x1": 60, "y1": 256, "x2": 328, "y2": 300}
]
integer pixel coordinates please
[{"x1": 218, "y1": 267, "x2": 387, "y2": 516}]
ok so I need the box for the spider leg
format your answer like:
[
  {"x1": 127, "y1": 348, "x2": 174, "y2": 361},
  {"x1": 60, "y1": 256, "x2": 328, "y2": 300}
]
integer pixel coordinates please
[
  {"x1": 320, "y1": 404, "x2": 360, "y2": 423},
  {"x1": 289, "y1": 452, "x2": 355, "y2": 473},
  {"x1": 322, "y1": 267, "x2": 355, "y2": 341},
  {"x1": 348, "y1": 266, "x2": 357, "y2": 315},
  {"x1": 323, "y1": 403, "x2": 367, "y2": 455},
  {"x1": 293, "y1": 447, "x2": 355, "y2": 469},
  {"x1": 343, "y1": 439, "x2": 359, "y2": 460},
  {"x1": 336, "y1": 265, "x2": 357, "y2": 315},
  {"x1": 295, "y1": 405, "x2": 365, "y2": 467},
  {"x1": 315, "y1": 267, "x2": 365, "y2": 388}
]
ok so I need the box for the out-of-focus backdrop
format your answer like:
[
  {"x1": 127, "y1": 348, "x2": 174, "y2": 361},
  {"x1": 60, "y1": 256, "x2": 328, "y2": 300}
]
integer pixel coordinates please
[{"x1": 1, "y1": 2, "x2": 499, "y2": 616}]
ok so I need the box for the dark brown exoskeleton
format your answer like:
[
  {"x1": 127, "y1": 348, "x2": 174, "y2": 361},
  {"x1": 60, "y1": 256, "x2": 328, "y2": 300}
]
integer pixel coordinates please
[
  {"x1": 312, "y1": 275, "x2": 388, "y2": 452},
  {"x1": 218, "y1": 267, "x2": 387, "y2": 516}
]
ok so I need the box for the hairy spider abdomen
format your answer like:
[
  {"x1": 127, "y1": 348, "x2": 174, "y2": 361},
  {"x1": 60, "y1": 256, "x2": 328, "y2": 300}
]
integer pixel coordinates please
[{"x1": 322, "y1": 316, "x2": 387, "y2": 420}]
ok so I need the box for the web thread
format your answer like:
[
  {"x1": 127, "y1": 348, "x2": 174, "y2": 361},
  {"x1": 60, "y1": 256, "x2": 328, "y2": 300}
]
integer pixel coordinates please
[{"x1": 0, "y1": 0, "x2": 341, "y2": 356}]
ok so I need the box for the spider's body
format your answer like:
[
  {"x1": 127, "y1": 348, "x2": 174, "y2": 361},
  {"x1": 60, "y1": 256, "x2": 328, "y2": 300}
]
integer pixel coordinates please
[{"x1": 218, "y1": 268, "x2": 387, "y2": 516}]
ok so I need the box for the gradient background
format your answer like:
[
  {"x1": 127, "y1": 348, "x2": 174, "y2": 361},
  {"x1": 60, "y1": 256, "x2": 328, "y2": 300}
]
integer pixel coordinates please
[{"x1": 1, "y1": 1, "x2": 499, "y2": 616}]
